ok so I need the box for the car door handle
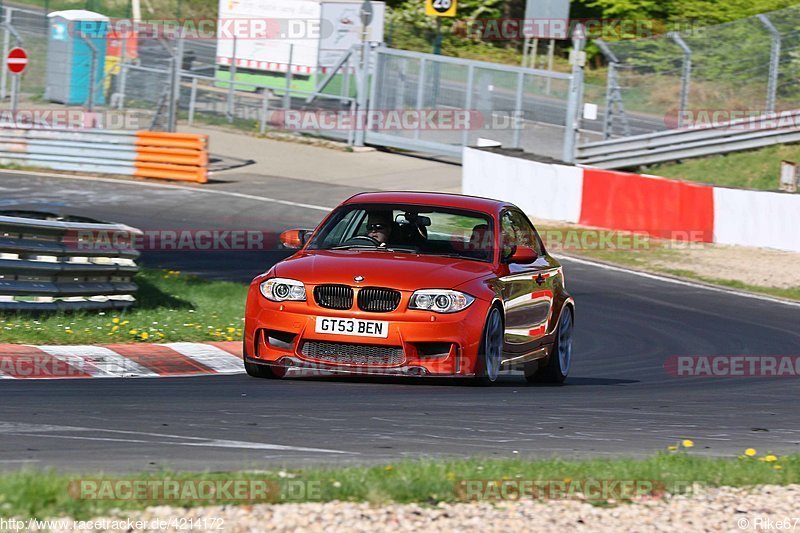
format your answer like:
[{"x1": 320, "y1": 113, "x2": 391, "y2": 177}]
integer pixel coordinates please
[{"x1": 535, "y1": 274, "x2": 546, "y2": 285}]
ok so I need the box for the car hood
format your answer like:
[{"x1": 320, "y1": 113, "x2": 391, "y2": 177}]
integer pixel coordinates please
[{"x1": 274, "y1": 250, "x2": 492, "y2": 291}]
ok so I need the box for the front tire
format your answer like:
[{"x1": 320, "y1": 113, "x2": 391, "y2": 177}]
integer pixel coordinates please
[
  {"x1": 474, "y1": 306, "x2": 504, "y2": 386},
  {"x1": 525, "y1": 306, "x2": 573, "y2": 384},
  {"x1": 243, "y1": 341, "x2": 287, "y2": 379}
]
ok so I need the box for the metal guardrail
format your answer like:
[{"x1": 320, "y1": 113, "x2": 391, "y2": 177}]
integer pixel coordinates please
[
  {"x1": 576, "y1": 110, "x2": 800, "y2": 169},
  {"x1": 0, "y1": 211, "x2": 142, "y2": 312},
  {"x1": 0, "y1": 127, "x2": 209, "y2": 182}
]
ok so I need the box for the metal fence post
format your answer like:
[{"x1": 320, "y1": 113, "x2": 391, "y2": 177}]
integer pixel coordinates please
[
  {"x1": 0, "y1": 19, "x2": 9, "y2": 101},
  {"x1": 757, "y1": 14, "x2": 780, "y2": 114},
  {"x1": 670, "y1": 32, "x2": 692, "y2": 128},
  {"x1": 170, "y1": 35, "x2": 184, "y2": 132},
  {"x1": 79, "y1": 34, "x2": 98, "y2": 112},
  {"x1": 117, "y1": 31, "x2": 127, "y2": 109},
  {"x1": 188, "y1": 76, "x2": 197, "y2": 126},
  {"x1": 284, "y1": 44, "x2": 294, "y2": 113},
  {"x1": 413, "y1": 57, "x2": 426, "y2": 141},
  {"x1": 562, "y1": 24, "x2": 585, "y2": 163},
  {"x1": 512, "y1": 71, "x2": 524, "y2": 148},
  {"x1": 354, "y1": 40, "x2": 369, "y2": 147},
  {"x1": 461, "y1": 64, "x2": 474, "y2": 147},
  {"x1": 227, "y1": 36, "x2": 237, "y2": 122},
  {"x1": 259, "y1": 89, "x2": 269, "y2": 134}
]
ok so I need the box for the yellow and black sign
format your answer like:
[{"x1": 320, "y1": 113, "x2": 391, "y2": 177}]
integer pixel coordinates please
[{"x1": 425, "y1": 0, "x2": 456, "y2": 17}]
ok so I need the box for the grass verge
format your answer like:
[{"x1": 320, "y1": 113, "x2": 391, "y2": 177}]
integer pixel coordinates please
[
  {"x1": 1, "y1": 453, "x2": 796, "y2": 519},
  {"x1": 0, "y1": 270, "x2": 247, "y2": 344},
  {"x1": 539, "y1": 225, "x2": 800, "y2": 302},
  {"x1": 641, "y1": 143, "x2": 800, "y2": 192}
]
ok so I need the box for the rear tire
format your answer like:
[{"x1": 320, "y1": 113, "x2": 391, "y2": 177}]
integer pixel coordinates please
[
  {"x1": 473, "y1": 306, "x2": 504, "y2": 386},
  {"x1": 525, "y1": 306, "x2": 573, "y2": 384},
  {"x1": 243, "y1": 341, "x2": 287, "y2": 379}
]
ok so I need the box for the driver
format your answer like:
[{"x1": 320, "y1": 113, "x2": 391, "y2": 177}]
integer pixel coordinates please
[{"x1": 366, "y1": 210, "x2": 393, "y2": 245}]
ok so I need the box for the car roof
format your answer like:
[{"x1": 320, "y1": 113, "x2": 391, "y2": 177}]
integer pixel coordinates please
[{"x1": 342, "y1": 191, "x2": 508, "y2": 215}]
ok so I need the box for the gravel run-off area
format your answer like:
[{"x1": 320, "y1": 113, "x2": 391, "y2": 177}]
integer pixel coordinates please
[{"x1": 41, "y1": 484, "x2": 800, "y2": 532}]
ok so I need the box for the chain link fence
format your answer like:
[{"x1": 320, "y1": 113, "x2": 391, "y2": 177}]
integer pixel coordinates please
[
  {"x1": 597, "y1": 4, "x2": 800, "y2": 139},
  {"x1": 0, "y1": 5, "x2": 583, "y2": 160},
  {"x1": 369, "y1": 47, "x2": 574, "y2": 158}
]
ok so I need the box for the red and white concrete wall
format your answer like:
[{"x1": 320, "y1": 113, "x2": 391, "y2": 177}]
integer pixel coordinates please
[{"x1": 463, "y1": 147, "x2": 800, "y2": 253}]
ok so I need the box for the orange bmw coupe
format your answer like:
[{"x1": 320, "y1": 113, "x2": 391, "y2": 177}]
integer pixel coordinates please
[{"x1": 243, "y1": 192, "x2": 574, "y2": 384}]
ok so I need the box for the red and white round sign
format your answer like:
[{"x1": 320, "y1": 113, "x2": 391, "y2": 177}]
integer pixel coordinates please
[{"x1": 7, "y1": 47, "x2": 28, "y2": 74}]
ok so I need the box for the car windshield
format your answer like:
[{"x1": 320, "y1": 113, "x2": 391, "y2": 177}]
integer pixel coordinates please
[{"x1": 307, "y1": 203, "x2": 495, "y2": 262}]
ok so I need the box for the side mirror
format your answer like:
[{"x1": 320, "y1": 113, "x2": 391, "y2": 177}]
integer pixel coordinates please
[
  {"x1": 509, "y1": 245, "x2": 538, "y2": 264},
  {"x1": 279, "y1": 229, "x2": 312, "y2": 249}
]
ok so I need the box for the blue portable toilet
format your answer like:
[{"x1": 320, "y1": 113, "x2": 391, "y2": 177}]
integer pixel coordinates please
[{"x1": 45, "y1": 10, "x2": 109, "y2": 106}]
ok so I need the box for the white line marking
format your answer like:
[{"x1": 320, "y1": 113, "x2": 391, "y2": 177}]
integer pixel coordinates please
[
  {"x1": 36, "y1": 346, "x2": 158, "y2": 377},
  {"x1": 556, "y1": 254, "x2": 800, "y2": 308},
  {"x1": 164, "y1": 343, "x2": 244, "y2": 373},
  {"x1": 0, "y1": 169, "x2": 331, "y2": 212},
  {"x1": 0, "y1": 422, "x2": 351, "y2": 454}
]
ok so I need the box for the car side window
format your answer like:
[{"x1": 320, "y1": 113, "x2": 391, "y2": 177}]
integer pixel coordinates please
[
  {"x1": 500, "y1": 212, "x2": 517, "y2": 259},
  {"x1": 321, "y1": 209, "x2": 364, "y2": 246},
  {"x1": 509, "y1": 210, "x2": 541, "y2": 255},
  {"x1": 501, "y1": 210, "x2": 541, "y2": 258}
]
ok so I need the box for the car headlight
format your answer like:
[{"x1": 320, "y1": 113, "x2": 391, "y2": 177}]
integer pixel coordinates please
[
  {"x1": 409, "y1": 289, "x2": 475, "y2": 313},
  {"x1": 260, "y1": 278, "x2": 306, "y2": 302}
]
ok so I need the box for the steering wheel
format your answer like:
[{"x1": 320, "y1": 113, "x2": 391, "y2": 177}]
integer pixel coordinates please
[{"x1": 342, "y1": 235, "x2": 382, "y2": 246}]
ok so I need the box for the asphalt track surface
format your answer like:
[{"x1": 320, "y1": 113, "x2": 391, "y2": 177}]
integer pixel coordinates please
[{"x1": 1, "y1": 171, "x2": 799, "y2": 473}]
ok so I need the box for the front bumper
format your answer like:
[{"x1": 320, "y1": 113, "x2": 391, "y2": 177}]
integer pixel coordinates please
[{"x1": 244, "y1": 297, "x2": 491, "y2": 377}]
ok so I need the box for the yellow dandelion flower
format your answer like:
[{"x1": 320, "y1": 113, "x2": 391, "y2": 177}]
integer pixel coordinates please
[
  {"x1": 111, "y1": 325, "x2": 119, "y2": 332},
  {"x1": 682, "y1": 439, "x2": 694, "y2": 448},
  {"x1": 667, "y1": 445, "x2": 678, "y2": 452},
  {"x1": 112, "y1": 318, "x2": 120, "y2": 324},
  {"x1": 764, "y1": 455, "x2": 778, "y2": 462},
  {"x1": 227, "y1": 327, "x2": 236, "y2": 333},
  {"x1": 385, "y1": 465, "x2": 393, "y2": 471},
  {"x1": 226, "y1": 336, "x2": 233, "y2": 341},
  {"x1": 121, "y1": 320, "x2": 130, "y2": 325},
  {"x1": 745, "y1": 448, "x2": 757, "y2": 457},
  {"x1": 140, "y1": 332, "x2": 149, "y2": 340},
  {"x1": 129, "y1": 329, "x2": 138, "y2": 335}
]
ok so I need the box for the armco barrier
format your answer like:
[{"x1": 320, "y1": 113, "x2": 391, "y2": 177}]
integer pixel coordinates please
[
  {"x1": 0, "y1": 128, "x2": 208, "y2": 183},
  {"x1": 463, "y1": 146, "x2": 800, "y2": 253},
  {"x1": 0, "y1": 211, "x2": 142, "y2": 311}
]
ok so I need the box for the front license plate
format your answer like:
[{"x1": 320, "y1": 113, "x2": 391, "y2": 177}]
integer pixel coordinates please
[{"x1": 315, "y1": 317, "x2": 389, "y2": 338}]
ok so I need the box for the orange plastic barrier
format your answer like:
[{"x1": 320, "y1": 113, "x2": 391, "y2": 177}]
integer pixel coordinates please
[
  {"x1": 133, "y1": 132, "x2": 208, "y2": 183},
  {"x1": 579, "y1": 168, "x2": 714, "y2": 242}
]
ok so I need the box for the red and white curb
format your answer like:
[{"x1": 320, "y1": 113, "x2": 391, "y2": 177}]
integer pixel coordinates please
[{"x1": 0, "y1": 342, "x2": 243, "y2": 379}]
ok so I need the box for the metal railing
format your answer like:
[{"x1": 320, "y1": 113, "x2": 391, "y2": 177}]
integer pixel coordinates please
[
  {"x1": 576, "y1": 109, "x2": 800, "y2": 169},
  {"x1": 0, "y1": 212, "x2": 142, "y2": 312}
]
